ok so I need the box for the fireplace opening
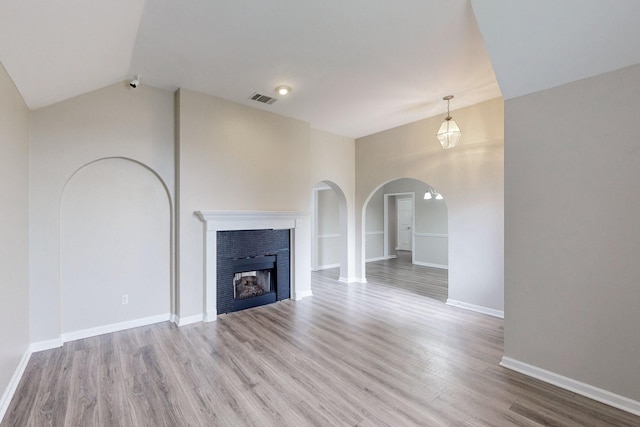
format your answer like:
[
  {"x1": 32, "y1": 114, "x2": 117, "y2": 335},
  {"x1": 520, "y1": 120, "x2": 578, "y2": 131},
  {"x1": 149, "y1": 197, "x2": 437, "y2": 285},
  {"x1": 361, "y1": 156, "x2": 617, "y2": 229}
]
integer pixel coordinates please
[
  {"x1": 234, "y1": 270, "x2": 272, "y2": 299},
  {"x1": 229, "y1": 254, "x2": 278, "y2": 312}
]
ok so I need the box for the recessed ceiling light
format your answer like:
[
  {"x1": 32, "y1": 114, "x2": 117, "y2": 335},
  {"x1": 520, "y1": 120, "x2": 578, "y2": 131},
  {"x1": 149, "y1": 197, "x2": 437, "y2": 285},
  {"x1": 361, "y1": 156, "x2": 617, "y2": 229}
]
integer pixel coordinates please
[{"x1": 276, "y1": 85, "x2": 292, "y2": 96}]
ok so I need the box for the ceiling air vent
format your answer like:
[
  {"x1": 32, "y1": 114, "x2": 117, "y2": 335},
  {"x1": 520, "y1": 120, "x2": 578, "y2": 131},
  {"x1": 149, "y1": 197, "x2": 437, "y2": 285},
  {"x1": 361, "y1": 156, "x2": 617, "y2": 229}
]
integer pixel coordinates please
[{"x1": 249, "y1": 92, "x2": 277, "y2": 105}]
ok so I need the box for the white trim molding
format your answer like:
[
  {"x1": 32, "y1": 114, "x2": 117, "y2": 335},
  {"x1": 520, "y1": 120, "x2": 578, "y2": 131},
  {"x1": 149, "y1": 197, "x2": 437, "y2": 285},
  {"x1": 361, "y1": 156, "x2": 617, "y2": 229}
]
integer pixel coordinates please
[
  {"x1": 195, "y1": 210, "x2": 312, "y2": 322},
  {"x1": 171, "y1": 313, "x2": 202, "y2": 327},
  {"x1": 0, "y1": 349, "x2": 32, "y2": 422},
  {"x1": 338, "y1": 276, "x2": 361, "y2": 284},
  {"x1": 314, "y1": 263, "x2": 340, "y2": 271},
  {"x1": 60, "y1": 313, "x2": 171, "y2": 343},
  {"x1": 500, "y1": 357, "x2": 640, "y2": 417},
  {"x1": 413, "y1": 260, "x2": 448, "y2": 270},
  {"x1": 446, "y1": 299, "x2": 504, "y2": 319},
  {"x1": 317, "y1": 233, "x2": 340, "y2": 239},
  {"x1": 414, "y1": 232, "x2": 448, "y2": 238},
  {"x1": 365, "y1": 255, "x2": 396, "y2": 263},
  {"x1": 29, "y1": 337, "x2": 63, "y2": 353}
]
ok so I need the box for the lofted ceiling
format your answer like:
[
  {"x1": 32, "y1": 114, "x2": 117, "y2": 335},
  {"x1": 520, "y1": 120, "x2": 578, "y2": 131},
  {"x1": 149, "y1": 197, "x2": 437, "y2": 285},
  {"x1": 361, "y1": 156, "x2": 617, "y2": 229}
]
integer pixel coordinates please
[
  {"x1": 1, "y1": 1, "x2": 639, "y2": 138},
  {"x1": 471, "y1": 0, "x2": 640, "y2": 101}
]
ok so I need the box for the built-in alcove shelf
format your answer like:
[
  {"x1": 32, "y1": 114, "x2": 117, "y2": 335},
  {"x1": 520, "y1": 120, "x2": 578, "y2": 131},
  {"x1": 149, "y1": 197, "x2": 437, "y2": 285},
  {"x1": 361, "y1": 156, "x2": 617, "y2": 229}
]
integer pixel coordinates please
[{"x1": 195, "y1": 210, "x2": 312, "y2": 321}]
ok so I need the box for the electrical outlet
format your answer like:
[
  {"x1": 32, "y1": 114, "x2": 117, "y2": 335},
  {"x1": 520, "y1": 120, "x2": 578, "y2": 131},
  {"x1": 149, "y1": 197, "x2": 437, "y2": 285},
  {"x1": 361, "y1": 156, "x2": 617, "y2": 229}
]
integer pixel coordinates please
[{"x1": 122, "y1": 294, "x2": 128, "y2": 305}]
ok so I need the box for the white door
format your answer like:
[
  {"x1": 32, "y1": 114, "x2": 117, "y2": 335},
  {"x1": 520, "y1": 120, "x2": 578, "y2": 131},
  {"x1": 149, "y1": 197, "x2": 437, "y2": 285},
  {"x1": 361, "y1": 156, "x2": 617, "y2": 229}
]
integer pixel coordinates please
[{"x1": 397, "y1": 197, "x2": 413, "y2": 251}]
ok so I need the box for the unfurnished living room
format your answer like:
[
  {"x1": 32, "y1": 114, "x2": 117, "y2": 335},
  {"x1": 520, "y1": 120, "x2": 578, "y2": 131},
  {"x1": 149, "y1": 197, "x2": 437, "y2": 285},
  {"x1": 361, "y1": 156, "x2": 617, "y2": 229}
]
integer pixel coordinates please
[{"x1": 1, "y1": 1, "x2": 640, "y2": 426}]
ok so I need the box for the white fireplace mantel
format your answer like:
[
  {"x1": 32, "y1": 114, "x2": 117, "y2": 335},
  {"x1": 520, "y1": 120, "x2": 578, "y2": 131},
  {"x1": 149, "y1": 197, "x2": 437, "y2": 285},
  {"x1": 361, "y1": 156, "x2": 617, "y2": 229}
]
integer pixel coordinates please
[{"x1": 195, "y1": 210, "x2": 312, "y2": 321}]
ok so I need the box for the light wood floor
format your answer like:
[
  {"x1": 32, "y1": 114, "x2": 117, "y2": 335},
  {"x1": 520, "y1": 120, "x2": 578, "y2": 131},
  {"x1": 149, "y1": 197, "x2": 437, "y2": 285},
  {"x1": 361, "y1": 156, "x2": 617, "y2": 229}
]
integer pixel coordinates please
[
  {"x1": 3, "y1": 263, "x2": 639, "y2": 426},
  {"x1": 365, "y1": 251, "x2": 448, "y2": 302}
]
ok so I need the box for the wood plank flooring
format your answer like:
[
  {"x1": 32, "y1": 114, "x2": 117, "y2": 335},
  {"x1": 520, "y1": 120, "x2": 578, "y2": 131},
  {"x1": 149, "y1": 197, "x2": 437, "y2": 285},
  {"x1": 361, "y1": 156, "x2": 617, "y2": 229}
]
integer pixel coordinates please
[
  {"x1": 3, "y1": 260, "x2": 639, "y2": 426},
  {"x1": 365, "y1": 251, "x2": 448, "y2": 302}
]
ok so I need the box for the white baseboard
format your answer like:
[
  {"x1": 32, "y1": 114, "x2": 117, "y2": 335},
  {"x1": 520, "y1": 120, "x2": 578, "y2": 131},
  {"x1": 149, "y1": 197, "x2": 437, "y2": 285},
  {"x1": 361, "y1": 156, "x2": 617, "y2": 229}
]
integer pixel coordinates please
[
  {"x1": 338, "y1": 276, "x2": 361, "y2": 284},
  {"x1": 60, "y1": 313, "x2": 171, "y2": 343},
  {"x1": 0, "y1": 348, "x2": 32, "y2": 422},
  {"x1": 314, "y1": 263, "x2": 340, "y2": 271},
  {"x1": 413, "y1": 260, "x2": 448, "y2": 270},
  {"x1": 446, "y1": 299, "x2": 504, "y2": 319},
  {"x1": 29, "y1": 337, "x2": 63, "y2": 353},
  {"x1": 174, "y1": 313, "x2": 203, "y2": 326},
  {"x1": 500, "y1": 357, "x2": 640, "y2": 417},
  {"x1": 294, "y1": 290, "x2": 313, "y2": 300},
  {"x1": 204, "y1": 310, "x2": 217, "y2": 322},
  {"x1": 366, "y1": 255, "x2": 396, "y2": 263}
]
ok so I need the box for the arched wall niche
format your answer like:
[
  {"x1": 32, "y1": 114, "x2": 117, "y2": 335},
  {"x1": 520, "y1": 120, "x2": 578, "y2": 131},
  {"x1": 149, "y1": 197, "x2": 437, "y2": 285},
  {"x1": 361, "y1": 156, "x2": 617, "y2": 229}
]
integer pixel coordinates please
[{"x1": 60, "y1": 157, "x2": 173, "y2": 336}]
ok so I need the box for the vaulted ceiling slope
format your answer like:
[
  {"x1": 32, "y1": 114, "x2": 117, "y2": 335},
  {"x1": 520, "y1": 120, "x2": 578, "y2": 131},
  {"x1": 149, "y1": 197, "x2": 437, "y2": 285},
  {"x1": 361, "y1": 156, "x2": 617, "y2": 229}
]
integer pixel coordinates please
[
  {"x1": 471, "y1": 0, "x2": 640, "y2": 100},
  {"x1": 2, "y1": 1, "x2": 638, "y2": 138},
  {"x1": 0, "y1": 0, "x2": 499, "y2": 137},
  {"x1": 0, "y1": 0, "x2": 145, "y2": 110}
]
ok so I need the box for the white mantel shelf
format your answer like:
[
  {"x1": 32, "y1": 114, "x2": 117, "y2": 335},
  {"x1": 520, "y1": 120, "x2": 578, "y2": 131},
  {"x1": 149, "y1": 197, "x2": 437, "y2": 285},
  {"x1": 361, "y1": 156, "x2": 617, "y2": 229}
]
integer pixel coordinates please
[{"x1": 195, "y1": 210, "x2": 312, "y2": 322}]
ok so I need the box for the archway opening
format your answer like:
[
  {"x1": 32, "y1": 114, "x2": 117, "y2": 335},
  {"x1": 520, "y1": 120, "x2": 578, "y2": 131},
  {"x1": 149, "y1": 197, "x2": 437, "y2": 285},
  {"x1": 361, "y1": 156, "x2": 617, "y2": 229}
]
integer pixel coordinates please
[
  {"x1": 311, "y1": 180, "x2": 349, "y2": 281},
  {"x1": 362, "y1": 178, "x2": 448, "y2": 301}
]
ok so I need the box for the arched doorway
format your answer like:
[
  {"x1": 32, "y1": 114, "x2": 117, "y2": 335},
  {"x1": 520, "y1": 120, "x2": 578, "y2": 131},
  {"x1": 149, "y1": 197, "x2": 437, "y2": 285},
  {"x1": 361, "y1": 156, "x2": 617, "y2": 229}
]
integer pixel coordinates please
[
  {"x1": 311, "y1": 180, "x2": 349, "y2": 281},
  {"x1": 362, "y1": 178, "x2": 449, "y2": 300},
  {"x1": 60, "y1": 158, "x2": 172, "y2": 335}
]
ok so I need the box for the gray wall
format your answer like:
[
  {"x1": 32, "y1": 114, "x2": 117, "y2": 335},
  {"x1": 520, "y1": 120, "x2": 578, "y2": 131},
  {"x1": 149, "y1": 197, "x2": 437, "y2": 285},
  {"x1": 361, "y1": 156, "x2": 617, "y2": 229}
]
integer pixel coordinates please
[
  {"x1": 0, "y1": 64, "x2": 30, "y2": 415},
  {"x1": 60, "y1": 158, "x2": 171, "y2": 333},
  {"x1": 316, "y1": 188, "x2": 341, "y2": 268},
  {"x1": 505, "y1": 63, "x2": 640, "y2": 401},
  {"x1": 309, "y1": 130, "x2": 357, "y2": 281},
  {"x1": 365, "y1": 186, "x2": 385, "y2": 260}
]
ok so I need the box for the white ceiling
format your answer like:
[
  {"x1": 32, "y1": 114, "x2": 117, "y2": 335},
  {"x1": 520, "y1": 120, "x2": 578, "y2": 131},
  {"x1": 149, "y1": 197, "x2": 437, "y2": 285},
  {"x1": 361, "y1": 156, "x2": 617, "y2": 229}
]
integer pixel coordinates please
[
  {"x1": 1, "y1": 1, "x2": 639, "y2": 138},
  {"x1": 0, "y1": 0, "x2": 145, "y2": 110},
  {"x1": 471, "y1": 0, "x2": 640, "y2": 100}
]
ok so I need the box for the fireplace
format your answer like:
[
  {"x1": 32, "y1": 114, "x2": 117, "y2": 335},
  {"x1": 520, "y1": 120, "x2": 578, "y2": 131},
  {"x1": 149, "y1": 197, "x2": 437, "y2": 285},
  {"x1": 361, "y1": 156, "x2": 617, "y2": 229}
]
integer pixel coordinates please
[
  {"x1": 217, "y1": 229, "x2": 290, "y2": 314},
  {"x1": 195, "y1": 210, "x2": 312, "y2": 322}
]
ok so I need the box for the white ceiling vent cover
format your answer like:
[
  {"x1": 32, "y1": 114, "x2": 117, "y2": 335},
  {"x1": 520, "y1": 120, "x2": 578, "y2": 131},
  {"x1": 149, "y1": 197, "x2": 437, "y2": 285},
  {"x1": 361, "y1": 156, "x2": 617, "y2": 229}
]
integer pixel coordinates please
[{"x1": 249, "y1": 92, "x2": 277, "y2": 105}]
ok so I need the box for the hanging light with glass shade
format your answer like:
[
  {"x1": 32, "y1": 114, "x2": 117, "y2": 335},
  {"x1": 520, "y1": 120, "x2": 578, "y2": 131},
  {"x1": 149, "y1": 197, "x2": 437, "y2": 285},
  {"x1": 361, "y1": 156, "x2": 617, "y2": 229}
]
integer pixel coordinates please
[{"x1": 436, "y1": 95, "x2": 461, "y2": 149}]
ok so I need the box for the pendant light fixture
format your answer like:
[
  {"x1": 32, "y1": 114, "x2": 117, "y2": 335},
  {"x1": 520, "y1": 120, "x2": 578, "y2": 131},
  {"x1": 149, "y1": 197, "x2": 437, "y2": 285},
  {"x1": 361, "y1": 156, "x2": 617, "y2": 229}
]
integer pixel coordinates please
[{"x1": 436, "y1": 95, "x2": 461, "y2": 149}]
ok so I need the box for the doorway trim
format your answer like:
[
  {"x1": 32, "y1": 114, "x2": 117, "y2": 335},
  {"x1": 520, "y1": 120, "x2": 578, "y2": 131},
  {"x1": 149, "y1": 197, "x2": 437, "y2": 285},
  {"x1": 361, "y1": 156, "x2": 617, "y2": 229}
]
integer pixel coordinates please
[{"x1": 383, "y1": 192, "x2": 415, "y2": 263}]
